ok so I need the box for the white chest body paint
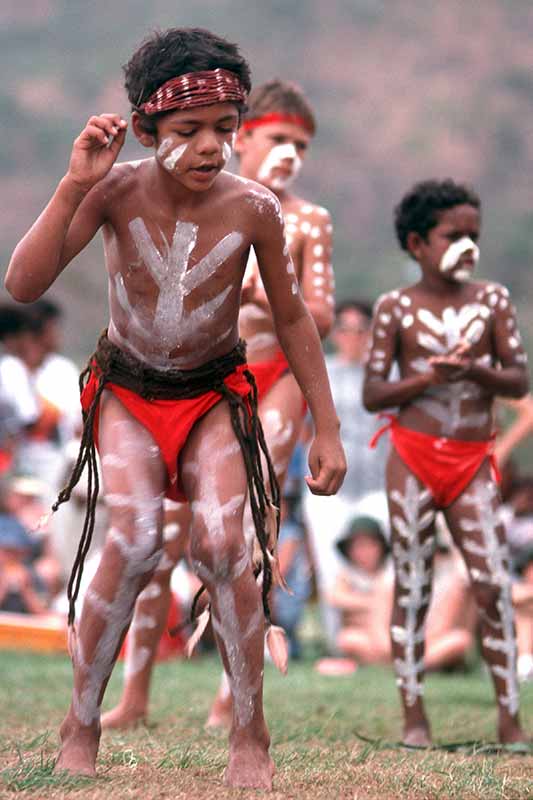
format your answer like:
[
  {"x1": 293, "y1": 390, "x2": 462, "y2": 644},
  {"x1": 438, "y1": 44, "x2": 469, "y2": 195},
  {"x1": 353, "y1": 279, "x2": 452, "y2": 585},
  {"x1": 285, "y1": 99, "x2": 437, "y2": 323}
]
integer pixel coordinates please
[
  {"x1": 115, "y1": 218, "x2": 243, "y2": 359},
  {"x1": 411, "y1": 302, "x2": 492, "y2": 435}
]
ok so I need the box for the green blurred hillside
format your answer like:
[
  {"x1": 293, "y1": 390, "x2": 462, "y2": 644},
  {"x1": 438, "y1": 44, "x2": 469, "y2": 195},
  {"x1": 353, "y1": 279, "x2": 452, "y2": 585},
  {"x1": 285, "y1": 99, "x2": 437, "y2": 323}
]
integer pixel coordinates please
[{"x1": 1, "y1": 0, "x2": 533, "y2": 362}]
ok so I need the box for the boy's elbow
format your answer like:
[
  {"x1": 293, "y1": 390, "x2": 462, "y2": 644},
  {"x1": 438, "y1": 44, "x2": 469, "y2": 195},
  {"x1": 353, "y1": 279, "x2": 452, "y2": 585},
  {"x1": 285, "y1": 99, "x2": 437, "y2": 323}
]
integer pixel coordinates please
[
  {"x1": 4, "y1": 274, "x2": 39, "y2": 303},
  {"x1": 362, "y1": 384, "x2": 381, "y2": 413},
  {"x1": 515, "y1": 372, "x2": 530, "y2": 399}
]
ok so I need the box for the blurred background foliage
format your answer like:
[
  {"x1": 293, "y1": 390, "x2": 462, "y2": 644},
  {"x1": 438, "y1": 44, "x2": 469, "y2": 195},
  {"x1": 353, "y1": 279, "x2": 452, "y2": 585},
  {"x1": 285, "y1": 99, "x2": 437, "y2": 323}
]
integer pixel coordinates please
[{"x1": 1, "y1": 0, "x2": 533, "y2": 364}]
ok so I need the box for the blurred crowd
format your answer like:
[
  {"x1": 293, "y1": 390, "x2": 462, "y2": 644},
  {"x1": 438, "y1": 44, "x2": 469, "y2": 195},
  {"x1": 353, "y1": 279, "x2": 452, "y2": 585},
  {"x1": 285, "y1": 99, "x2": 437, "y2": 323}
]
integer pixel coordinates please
[{"x1": 1, "y1": 298, "x2": 533, "y2": 680}]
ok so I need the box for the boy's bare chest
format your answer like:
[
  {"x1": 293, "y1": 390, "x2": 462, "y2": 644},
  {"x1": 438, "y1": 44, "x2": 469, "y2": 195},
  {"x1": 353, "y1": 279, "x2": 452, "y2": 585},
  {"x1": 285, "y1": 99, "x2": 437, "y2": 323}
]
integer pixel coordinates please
[
  {"x1": 394, "y1": 291, "x2": 494, "y2": 361},
  {"x1": 108, "y1": 206, "x2": 249, "y2": 301}
]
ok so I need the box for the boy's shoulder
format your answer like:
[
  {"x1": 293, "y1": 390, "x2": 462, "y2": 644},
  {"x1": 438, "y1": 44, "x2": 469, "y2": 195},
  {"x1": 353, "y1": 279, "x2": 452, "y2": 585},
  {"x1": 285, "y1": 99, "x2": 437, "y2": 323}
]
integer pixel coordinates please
[
  {"x1": 470, "y1": 279, "x2": 512, "y2": 307},
  {"x1": 284, "y1": 197, "x2": 332, "y2": 227},
  {"x1": 221, "y1": 172, "x2": 283, "y2": 220},
  {"x1": 373, "y1": 286, "x2": 412, "y2": 316}
]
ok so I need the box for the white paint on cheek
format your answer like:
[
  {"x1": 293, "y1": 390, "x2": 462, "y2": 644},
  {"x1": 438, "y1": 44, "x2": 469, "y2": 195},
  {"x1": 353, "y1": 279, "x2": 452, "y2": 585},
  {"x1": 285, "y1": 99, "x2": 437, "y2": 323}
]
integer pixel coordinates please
[
  {"x1": 439, "y1": 237, "x2": 480, "y2": 276},
  {"x1": 257, "y1": 143, "x2": 302, "y2": 189},
  {"x1": 163, "y1": 143, "x2": 188, "y2": 171},
  {"x1": 222, "y1": 141, "x2": 232, "y2": 165}
]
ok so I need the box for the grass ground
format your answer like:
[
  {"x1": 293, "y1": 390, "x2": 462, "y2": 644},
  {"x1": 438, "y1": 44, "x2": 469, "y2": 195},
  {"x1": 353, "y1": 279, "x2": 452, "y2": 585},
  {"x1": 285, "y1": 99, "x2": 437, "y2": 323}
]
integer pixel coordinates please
[{"x1": 0, "y1": 647, "x2": 532, "y2": 799}]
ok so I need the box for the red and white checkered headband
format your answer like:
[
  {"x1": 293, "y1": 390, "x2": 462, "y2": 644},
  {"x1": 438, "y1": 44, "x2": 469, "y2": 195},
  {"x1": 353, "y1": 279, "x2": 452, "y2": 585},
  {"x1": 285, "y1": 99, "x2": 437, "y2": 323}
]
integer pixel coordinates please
[{"x1": 139, "y1": 68, "x2": 248, "y2": 116}]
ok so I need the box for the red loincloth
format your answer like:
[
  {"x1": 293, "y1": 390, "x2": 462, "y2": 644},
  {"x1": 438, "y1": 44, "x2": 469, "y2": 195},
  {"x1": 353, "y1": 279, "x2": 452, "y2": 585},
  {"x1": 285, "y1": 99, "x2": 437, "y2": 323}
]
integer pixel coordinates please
[
  {"x1": 370, "y1": 414, "x2": 500, "y2": 508},
  {"x1": 81, "y1": 364, "x2": 251, "y2": 503},
  {"x1": 250, "y1": 349, "x2": 307, "y2": 414},
  {"x1": 250, "y1": 350, "x2": 290, "y2": 400}
]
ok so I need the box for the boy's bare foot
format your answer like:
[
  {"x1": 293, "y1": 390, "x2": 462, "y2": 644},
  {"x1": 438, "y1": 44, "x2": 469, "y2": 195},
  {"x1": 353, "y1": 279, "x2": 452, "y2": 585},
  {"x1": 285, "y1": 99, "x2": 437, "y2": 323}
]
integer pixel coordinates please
[
  {"x1": 205, "y1": 694, "x2": 232, "y2": 730},
  {"x1": 402, "y1": 721, "x2": 432, "y2": 748},
  {"x1": 101, "y1": 702, "x2": 147, "y2": 730},
  {"x1": 224, "y1": 729, "x2": 274, "y2": 790},
  {"x1": 55, "y1": 714, "x2": 100, "y2": 777}
]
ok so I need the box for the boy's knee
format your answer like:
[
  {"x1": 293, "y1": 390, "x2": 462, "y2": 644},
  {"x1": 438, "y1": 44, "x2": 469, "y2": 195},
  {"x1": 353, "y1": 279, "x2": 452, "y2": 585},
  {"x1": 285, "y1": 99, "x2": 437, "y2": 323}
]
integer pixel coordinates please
[{"x1": 191, "y1": 529, "x2": 248, "y2": 582}]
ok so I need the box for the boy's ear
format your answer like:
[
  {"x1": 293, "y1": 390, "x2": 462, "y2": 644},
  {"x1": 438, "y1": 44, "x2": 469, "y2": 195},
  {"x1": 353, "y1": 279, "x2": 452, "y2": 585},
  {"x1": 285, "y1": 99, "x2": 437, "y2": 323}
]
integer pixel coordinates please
[
  {"x1": 406, "y1": 231, "x2": 423, "y2": 260},
  {"x1": 131, "y1": 112, "x2": 156, "y2": 148}
]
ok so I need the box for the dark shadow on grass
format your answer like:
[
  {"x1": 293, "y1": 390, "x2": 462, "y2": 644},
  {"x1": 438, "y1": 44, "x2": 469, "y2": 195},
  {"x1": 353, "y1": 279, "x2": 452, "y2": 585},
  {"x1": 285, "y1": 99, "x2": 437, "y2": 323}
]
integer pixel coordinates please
[{"x1": 354, "y1": 731, "x2": 533, "y2": 756}]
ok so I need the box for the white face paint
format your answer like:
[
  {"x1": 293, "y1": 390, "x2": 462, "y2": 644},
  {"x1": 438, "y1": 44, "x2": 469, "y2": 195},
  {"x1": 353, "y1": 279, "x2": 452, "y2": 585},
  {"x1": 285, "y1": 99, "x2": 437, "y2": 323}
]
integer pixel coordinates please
[
  {"x1": 157, "y1": 138, "x2": 189, "y2": 173},
  {"x1": 439, "y1": 237, "x2": 480, "y2": 282},
  {"x1": 257, "y1": 143, "x2": 302, "y2": 190},
  {"x1": 222, "y1": 140, "x2": 233, "y2": 166}
]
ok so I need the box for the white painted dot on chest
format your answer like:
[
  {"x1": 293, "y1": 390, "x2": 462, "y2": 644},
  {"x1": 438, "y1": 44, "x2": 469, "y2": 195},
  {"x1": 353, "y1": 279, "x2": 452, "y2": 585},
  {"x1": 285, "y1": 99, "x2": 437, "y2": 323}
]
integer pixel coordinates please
[
  {"x1": 300, "y1": 221, "x2": 312, "y2": 234},
  {"x1": 402, "y1": 314, "x2": 414, "y2": 329},
  {"x1": 286, "y1": 213, "x2": 299, "y2": 224}
]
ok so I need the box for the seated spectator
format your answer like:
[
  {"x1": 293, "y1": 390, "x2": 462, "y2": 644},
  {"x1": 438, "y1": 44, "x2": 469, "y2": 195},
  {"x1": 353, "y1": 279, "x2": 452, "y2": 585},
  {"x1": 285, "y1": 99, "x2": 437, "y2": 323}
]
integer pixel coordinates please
[
  {"x1": 330, "y1": 517, "x2": 476, "y2": 671},
  {"x1": 0, "y1": 508, "x2": 48, "y2": 615},
  {"x1": 3, "y1": 475, "x2": 62, "y2": 601}
]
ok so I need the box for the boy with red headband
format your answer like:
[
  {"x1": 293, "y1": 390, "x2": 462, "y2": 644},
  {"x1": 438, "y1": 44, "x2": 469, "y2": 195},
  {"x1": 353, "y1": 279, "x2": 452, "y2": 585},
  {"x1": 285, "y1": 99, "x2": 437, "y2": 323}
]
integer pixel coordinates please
[
  {"x1": 5, "y1": 29, "x2": 345, "y2": 789},
  {"x1": 364, "y1": 179, "x2": 529, "y2": 747},
  {"x1": 101, "y1": 78, "x2": 336, "y2": 732}
]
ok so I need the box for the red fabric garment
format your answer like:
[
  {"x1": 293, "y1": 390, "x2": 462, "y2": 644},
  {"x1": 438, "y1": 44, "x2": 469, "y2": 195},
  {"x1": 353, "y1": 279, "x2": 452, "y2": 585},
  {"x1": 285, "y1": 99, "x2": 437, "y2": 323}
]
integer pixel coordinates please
[
  {"x1": 250, "y1": 350, "x2": 307, "y2": 414},
  {"x1": 370, "y1": 414, "x2": 500, "y2": 508},
  {"x1": 249, "y1": 350, "x2": 290, "y2": 401},
  {"x1": 241, "y1": 112, "x2": 314, "y2": 134},
  {"x1": 80, "y1": 364, "x2": 251, "y2": 503}
]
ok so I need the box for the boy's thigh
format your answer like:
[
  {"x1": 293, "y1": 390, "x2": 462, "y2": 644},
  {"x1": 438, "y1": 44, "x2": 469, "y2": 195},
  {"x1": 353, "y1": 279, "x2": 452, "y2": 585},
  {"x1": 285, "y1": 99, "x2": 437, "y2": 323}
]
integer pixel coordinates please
[
  {"x1": 98, "y1": 390, "x2": 166, "y2": 498},
  {"x1": 180, "y1": 399, "x2": 248, "y2": 506}
]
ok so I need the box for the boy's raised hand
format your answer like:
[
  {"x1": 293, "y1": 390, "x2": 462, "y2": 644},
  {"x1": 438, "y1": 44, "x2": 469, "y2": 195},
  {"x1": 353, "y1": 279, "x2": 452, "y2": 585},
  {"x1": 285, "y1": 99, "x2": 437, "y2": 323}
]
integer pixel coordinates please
[
  {"x1": 305, "y1": 432, "x2": 346, "y2": 495},
  {"x1": 68, "y1": 113, "x2": 128, "y2": 190}
]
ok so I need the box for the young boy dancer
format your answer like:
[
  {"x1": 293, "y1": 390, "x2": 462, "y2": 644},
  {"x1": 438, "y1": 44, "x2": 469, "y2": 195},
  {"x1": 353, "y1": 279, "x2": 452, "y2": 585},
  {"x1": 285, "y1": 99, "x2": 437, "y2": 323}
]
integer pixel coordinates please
[
  {"x1": 5, "y1": 29, "x2": 345, "y2": 789},
  {"x1": 102, "y1": 78, "x2": 336, "y2": 731},
  {"x1": 364, "y1": 179, "x2": 529, "y2": 747}
]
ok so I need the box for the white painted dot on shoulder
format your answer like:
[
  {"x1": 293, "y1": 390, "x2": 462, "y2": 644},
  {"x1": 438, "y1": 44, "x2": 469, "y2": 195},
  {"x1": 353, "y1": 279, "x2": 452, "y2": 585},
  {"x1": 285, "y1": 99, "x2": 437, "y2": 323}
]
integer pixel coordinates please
[
  {"x1": 379, "y1": 312, "x2": 391, "y2": 325},
  {"x1": 311, "y1": 226, "x2": 321, "y2": 238},
  {"x1": 300, "y1": 221, "x2": 312, "y2": 234},
  {"x1": 402, "y1": 314, "x2": 414, "y2": 329},
  {"x1": 301, "y1": 204, "x2": 313, "y2": 214},
  {"x1": 313, "y1": 244, "x2": 324, "y2": 257},
  {"x1": 286, "y1": 213, "x2": 299, "y2": 223},
  {"x1": 313, "y1": 262, "x2": 325, "y2": 273},
  {"x1": 400, "y1": 295, "x2": 411, "y2": 307}
]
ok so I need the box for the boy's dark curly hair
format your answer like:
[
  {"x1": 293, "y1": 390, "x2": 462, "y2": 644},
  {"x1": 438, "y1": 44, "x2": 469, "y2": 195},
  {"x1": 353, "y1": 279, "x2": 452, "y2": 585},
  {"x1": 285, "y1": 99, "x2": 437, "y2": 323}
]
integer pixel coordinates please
[
  {"x1": 245, "y1": 79, "x2": 316, "y2": 135},
  {"x1": 394, "y1": 179, "x2": 481, "y2": 252},
  {"x1": 123, "y1": 27, "x2": 252, "y2": 133}
]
